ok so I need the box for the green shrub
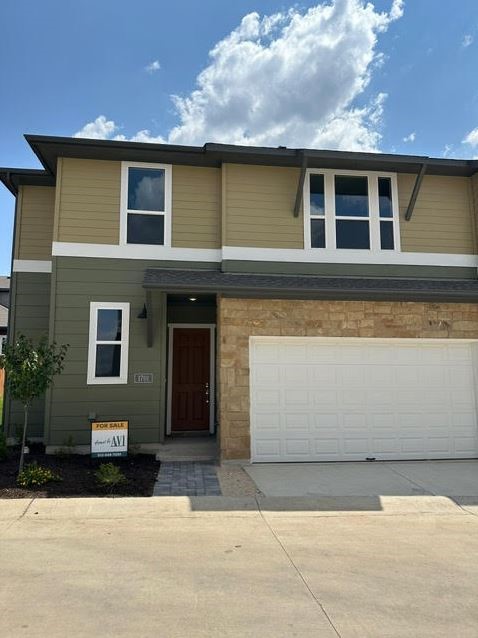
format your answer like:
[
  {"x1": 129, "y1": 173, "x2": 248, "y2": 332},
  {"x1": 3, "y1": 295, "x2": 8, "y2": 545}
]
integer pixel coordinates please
[
  {"x1": 94, "y1": 463, "x2": 127, "y2": 491},
  {"x1": 17, "y1": 462, "x2": 61, "y2": 488},
  {"x1": 0, "y1": 430, "x2": 7, "y2": 461}
]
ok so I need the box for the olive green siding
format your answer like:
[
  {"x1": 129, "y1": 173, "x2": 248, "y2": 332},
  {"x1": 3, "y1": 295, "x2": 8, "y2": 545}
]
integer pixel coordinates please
[
  {"x1": 398, "y1": 174, "x2": 476, "y2": 254},
  {"x1": 5, "y1": 272, "x2": 51, "y2": 439},
  {"x1": 46, "y1": 257, "x2": 168, "y2": 446},
  {"x1": 55, "y1": 158, "x2": 121, "y2": 244},
  {"x1": 172, "y1": 165, "x2": 221, "y2": 248},
  {"x1": 224, "y1": 163, "x2": 303, "y2": 248},
  {"x1": 15, "y1": 186, "x2": 55, "y2": 260},
  {"x1": 221, "y1": 260, "x2": 477, "y2": 279}
]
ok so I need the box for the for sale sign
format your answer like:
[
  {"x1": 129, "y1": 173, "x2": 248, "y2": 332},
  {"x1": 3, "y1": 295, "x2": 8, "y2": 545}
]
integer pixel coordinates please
[{"x1": 91, "y1": 421, "x2": 128, "y2": 458}]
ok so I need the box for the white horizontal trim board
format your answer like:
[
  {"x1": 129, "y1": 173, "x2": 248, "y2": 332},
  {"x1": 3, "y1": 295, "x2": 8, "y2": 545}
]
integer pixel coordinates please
[
  {"x1": 249, "y1": 336, "x2": 478, "y2": 463},
  {"x1": 223, "y1": 246, "x2": 478, "y2": 268},
  {"x1": 13, "y1": 259, "x2": 52, "y2": 273},
  {"x1": 51, "y1": 242, "x2": 478, "y2": 269},
  {"x1": 52, "y1": 242, "x2": 222, "y2": 262}
]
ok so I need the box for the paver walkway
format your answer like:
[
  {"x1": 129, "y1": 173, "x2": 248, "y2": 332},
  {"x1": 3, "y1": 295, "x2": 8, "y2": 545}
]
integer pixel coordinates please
[{"x1": 153, "y1": 461, "x2": 222, "y2": 496}]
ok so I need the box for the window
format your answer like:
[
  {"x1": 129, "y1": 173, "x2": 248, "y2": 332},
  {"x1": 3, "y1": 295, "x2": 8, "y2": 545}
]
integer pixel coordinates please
[
  {"x1": 334, "y1": 176, "x2": 370, "y2": 249},
  {"x1": 87, "y1": 302, "x2": 130, "y2": 384},
  {"x1": 306, "y1": 170, "x2": 399, "y2": 252},
  {"x1": 310, "y1": 174, "x2": 325, "y2": 248},
  {"x1": 378, "y1": 177, "x2": 394, "y2": 250},
  {"x1": 120, "y1": 162, "x2": 172, "y2": 246}
]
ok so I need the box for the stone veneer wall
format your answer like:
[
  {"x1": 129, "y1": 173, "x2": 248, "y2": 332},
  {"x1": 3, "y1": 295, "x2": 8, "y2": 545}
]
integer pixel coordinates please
[{"x1": 217, "y1": 296, "x2": 478, "y2": 460}]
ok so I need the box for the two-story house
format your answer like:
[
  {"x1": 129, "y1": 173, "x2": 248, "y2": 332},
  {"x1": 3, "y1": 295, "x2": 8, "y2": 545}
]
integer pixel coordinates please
[{"x1": 1, "y1": 135, "x2": 478, "y2": 463}]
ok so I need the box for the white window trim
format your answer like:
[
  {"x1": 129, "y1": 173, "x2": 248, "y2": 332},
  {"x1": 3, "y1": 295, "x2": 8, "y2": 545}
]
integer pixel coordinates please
[
  {"x1": 87, "y1": 302, "x2": 130, "y2": 385},
  {"x1": 120, "y1": 161, "x2": 172, "y2": 248},
  {"x1": 304, "y1": 168, "x2": 401, "y2": 254}
]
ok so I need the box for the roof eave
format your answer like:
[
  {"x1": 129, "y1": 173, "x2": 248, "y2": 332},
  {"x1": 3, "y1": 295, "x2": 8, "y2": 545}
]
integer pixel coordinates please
[{"x1": 23, "y1": 134, "x2": 478, "y2": 177}]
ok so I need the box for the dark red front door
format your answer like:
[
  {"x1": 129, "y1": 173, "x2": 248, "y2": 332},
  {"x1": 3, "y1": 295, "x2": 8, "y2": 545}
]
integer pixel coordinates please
[{"x1": 171, "y1": 328, "x2": 210, "y2": 431}]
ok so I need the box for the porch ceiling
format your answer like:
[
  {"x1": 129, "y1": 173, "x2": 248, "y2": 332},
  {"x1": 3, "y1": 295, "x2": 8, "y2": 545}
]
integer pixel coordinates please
[{"x1": 143, "y1": 268, "x2": 478, "y2": 303}]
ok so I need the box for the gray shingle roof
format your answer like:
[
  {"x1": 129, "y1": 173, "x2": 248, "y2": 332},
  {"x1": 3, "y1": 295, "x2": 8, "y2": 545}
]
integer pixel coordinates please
[{"x1": 143, "y1": 269, "x2": 478, "y2": 303}]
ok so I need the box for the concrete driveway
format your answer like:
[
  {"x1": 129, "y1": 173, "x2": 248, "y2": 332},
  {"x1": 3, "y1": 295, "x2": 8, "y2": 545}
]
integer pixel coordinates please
[
  {"x1": 245, "y1": 460, "x2": 478, "y2": 499},
  {"x1": 1, "y1": 494, "x2": 478, "y2": 637}
]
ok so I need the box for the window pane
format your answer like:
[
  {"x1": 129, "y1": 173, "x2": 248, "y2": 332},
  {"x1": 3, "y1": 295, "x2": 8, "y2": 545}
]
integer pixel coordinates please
[
  {"x1": 97, "y1": 309, "x2": 122, "y2": 341},
  {"x1": 311, "y1": 219, "x2": 325, "y2": 248},
  {"x1": 128, "y1": 168, "x2": 165, "y2": 211},
  {"x1": 335, "y1": 176, "x2": 369, "y2": 217},
  {"x1": 127, "y1": 213, "x2": 164, "y2": 245},
  {"x1": 310, "y1": 174, "x2": 325, "y2": 215},
  {"x1": 380, "y1": 220, "x2": 395, "y2": 250},
  {"x1": 378, "y1": 177, "x2": 393, "y2": 218},
  {"x1": 95, "y1": 344, "x2": 121, "y2": 377},
  {"x1": 336, "y1": 220, "x2": 370, "y2": 249}
]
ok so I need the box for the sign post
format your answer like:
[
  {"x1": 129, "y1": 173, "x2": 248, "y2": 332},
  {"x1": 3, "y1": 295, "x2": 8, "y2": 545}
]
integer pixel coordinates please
[{"x1": 91, "y1": 421, "x2": 128, "y2": 458}]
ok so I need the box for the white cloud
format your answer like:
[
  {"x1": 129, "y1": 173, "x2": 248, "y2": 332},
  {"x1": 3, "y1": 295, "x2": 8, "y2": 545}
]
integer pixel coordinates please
[
  {"x1": 74, "y1": 0, "x2": 404, "y2": 151},
  {"x1": 442, "y1": 144, "x2": 454, "y2": 158},
  {"x1": 402, "y1": 131, "x2": 415, "y2": 143},
  {"x1": 462, "y1": 34, "x2": 473, "y2": 48},
  {"x1": 73, "y1": 115, "x2": 119, "y2": 140},
  {"x1": 145, "y1": 60, "x2": 161, "y2": 73},
  {"x1": 463, "y1": 127, "x2": 478, "y2": 147}
]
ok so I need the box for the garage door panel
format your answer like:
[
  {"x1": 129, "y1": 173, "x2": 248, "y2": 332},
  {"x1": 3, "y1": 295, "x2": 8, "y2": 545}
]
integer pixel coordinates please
[
  {"x1": 314, "y1": 439, "x2": 340, "y2": 455},
  {"x1": 311, "y1": 367, "x2": 339, "y2": 383},
  {"x1": 284, "y1": 439, "x2": 310, "y2": 456},
  {"x1": 311, "y1": 389, "x2": 338, "y2": 406},
  {"x1": 254, "y1": 412, "x2": 281, "y2": 434},
  {"x1": 313, "y1": 413, "x2": 340, "y2": 428},
  {"x1": 283, "y1": 413, "x2": 310, "y2": 433},
  {"x1": 371, "y1": 438, "x2": 401, "y2": 454},
  {"x1": 455, "y1": 437, "x2": 478, "y2": 454},
  {"x1": 447, "y1": 344, "x2": 473, "y2": 361},
  {"x1": 284, "y1": 389, "x2": 309, "y2": 405},
  {"x1": 254, "y1": 439, "x2": 281, "y2": 459},
  {"x1": 251, "y1": 338, "x2": 478, "y2": 462}
]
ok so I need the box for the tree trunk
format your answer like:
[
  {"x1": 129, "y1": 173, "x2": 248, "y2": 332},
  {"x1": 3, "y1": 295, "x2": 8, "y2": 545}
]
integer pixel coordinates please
[{"x1": 18, "y1": 404, "x2": 29, "y2": 475}]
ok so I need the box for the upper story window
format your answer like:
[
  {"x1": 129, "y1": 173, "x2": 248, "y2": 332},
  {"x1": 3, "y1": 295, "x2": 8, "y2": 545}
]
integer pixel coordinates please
[
  {"x1": 120, "y1": 162, "x2": 172, "y2": 247},
  {"x1": 87, "y1": 302, "x2": 130, "y2": 384},
  {"x1": 306, "y1": 170, "x2": 400, "y2": 252}
]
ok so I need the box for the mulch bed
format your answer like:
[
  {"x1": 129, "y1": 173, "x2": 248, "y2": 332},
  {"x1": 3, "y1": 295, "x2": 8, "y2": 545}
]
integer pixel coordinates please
[{"x1": 0, "y1": 444, "x2": 160, "y2": 498}]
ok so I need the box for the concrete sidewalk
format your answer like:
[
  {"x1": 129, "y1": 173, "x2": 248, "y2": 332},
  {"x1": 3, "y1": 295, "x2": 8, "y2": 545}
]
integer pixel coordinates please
[{"x1": 1, "y1": 495, "x2": 478, "y2": 637}]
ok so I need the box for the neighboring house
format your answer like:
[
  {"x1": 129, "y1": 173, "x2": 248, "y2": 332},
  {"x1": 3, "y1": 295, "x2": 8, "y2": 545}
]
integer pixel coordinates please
[
  {"x1": 1, "y1": 136, "x2": 478, "y2": 462},
  {"x1": 0, "y1": 276, "x2": 9, "y2": 341}
]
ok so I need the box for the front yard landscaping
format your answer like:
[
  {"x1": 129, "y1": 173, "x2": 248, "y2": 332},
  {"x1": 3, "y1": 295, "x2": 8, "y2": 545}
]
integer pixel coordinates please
[{"x1": 0, "y1": 443, "x2": 160, "y2": 498}]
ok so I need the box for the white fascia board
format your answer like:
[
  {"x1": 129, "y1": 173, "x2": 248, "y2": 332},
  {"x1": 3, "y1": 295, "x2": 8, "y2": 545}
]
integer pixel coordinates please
[
  {"x1": 13, "y1": 260, "x2": 52, "y2": 273},
  {"x1": 52, "y1": 242, "x2": 222, "y2": 262},
  {"x1": 51, "y1": 241, "x2": 478, "y2": 269},
  {"x1": 222, "y1": 246, "x2": 478, "y2": 268}
]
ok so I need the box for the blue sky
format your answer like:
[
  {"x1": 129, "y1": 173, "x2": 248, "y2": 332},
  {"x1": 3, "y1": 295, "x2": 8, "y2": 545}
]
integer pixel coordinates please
[{"x1": 1, "y1": 0, "x2": 477, "y2": 274}]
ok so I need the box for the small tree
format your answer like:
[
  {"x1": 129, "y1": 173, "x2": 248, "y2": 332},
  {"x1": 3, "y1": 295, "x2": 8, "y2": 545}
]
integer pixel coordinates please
[{"x1": 0, "y1": 335, "x2": 68, "y2": 474}]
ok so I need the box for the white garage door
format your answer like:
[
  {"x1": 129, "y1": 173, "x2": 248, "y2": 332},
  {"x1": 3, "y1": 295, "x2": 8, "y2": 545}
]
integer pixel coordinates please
[{"x1": 250, "y1": 337, "x2": 478, "y2": 462}]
